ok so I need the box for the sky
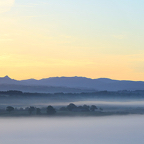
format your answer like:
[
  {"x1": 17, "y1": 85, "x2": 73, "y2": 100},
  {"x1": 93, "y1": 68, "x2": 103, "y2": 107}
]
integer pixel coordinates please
[{"x1": 0, "y1": 0, "x2": 144, "y2": 80}]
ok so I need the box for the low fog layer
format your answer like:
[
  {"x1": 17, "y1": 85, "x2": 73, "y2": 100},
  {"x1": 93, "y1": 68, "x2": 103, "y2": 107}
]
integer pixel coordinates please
[
  {"x1": 0, "y1": 116, "x2": 144, "y2": 144},
  {"x1": 1, "y1": 90, "x2": 144, "y2": 116},
  {"x1": 0, "y1": 90, "x2": 144, "y2": 107}
]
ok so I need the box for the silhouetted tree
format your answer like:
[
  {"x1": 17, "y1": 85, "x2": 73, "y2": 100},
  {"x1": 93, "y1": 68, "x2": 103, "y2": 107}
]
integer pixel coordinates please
[
  {"x1": 28, "y1": 106, "x2": 35, "y2": 115},
  {"x1": 90, "y1": 105, "x2": 98, "y2": 111},
  {"x1": 67, "y1": 103, "x2": 77, "y2": 111},
  {"x1": 99, "y1": 108, "x2": 103, "y2": 111},
  {"x1": 6, "y1": 106, "x2": 14, "y2": 113},
  {"x1": 19, "y1": 108, "x2": 24, "y2": 111},
  {"x1": 59, "y1": 107, "x2": 68, "y2": 111},
  {"x1": 78, "y1": 106, "x2": 83, "y2": 109},
  {"x1": 82, "y1": 105, "x2": 90, "y2": 111},
  {"x1": 36, "y1": 108, "x2": 41, "y2": 115},
  {"x1": 47, "y1": 106, "x2": 56, "y2": 115}
]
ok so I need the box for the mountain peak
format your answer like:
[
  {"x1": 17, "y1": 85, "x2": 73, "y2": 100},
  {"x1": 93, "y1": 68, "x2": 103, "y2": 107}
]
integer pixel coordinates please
[{"x1": 4, "y1": 75, "x2": 11, "y2": 79}]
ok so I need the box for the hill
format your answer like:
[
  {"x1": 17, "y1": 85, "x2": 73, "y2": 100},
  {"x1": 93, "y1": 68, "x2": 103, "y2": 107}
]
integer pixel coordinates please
[{"x1": 0, "y1": 76, "x2": 144, "y2": 92}]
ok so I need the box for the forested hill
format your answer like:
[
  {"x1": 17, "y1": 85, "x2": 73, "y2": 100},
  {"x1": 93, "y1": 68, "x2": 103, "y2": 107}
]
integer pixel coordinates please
[{"x1": 0, "y1": 90, "x2": 144, "y2": 98}]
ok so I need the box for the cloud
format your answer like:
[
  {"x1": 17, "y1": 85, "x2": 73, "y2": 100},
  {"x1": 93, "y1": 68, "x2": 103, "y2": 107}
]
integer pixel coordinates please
[{"x1": 0, "y1": 0, "x2": 15, "y2": 13}]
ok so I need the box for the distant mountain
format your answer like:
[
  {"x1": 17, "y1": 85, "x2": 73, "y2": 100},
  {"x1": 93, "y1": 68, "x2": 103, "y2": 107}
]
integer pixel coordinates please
[
  {"x1": 0, "y1": 76, "x2": 144, "y2": 92},
  {"x1": 0, "y1": 76, "x2": 19, "y2": 84},
  {"x1": 0, "y1": 84, "x2": 94, "y2": 93}
]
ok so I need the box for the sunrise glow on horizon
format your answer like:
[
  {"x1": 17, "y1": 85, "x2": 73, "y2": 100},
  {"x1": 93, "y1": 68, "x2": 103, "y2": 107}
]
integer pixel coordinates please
[{"x1": 0, "y1": 0, "x2": 144, "y2": 81}]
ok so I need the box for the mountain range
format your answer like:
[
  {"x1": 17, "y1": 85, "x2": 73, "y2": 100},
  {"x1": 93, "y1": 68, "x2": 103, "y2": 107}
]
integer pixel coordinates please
[{"x1": 0, "y1": 76, "x2": 144, "y2": 92}]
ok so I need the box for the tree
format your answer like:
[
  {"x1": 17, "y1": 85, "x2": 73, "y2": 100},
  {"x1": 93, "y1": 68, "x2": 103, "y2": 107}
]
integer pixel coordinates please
[
  {"x1": 47, "y1": 106, "x2": 56, "y2": 115},
  {"x1": 99, "y1": 108, "x2": 103, "y2": 111},
  {"x1": 6, "y1": 106, "x2": 14, "y2": 113},
  {"x1": 82, "y1": 104, "x2": 90, "y2": 111},
  {"x1": 67, "y1": 103, "x2": 77, "y2": 111},
  {"x1": 28, "y1": 106, "x2": 35, "y2": 115},
  {"x1": 59, "y1": 107, "x2": 68, "y2": 111},
  {"x1": 90, "y1": 105, "x2": 98, "y2": 111},
  {"x1": 36, "y1": 108, "x2": 41, "y2": 115}
]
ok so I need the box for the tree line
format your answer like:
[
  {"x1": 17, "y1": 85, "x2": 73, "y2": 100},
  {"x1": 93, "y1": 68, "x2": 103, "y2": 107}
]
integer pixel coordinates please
[{"x1": 4, "y1": 103, "x2": 102, "y2": 116}]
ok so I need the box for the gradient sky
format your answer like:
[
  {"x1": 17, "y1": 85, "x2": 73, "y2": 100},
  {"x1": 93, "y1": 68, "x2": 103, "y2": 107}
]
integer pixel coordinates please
[{"x1": 0, "y1": 0, "x2": 144, "y2": 80}]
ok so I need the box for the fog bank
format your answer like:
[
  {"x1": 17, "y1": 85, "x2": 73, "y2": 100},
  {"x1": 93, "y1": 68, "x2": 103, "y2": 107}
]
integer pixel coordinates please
[{"x1": 0, "y1": 115, "x2": 144, "y2": 144}]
